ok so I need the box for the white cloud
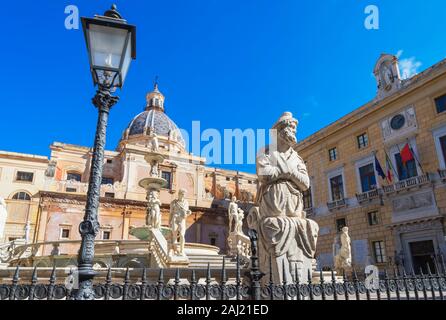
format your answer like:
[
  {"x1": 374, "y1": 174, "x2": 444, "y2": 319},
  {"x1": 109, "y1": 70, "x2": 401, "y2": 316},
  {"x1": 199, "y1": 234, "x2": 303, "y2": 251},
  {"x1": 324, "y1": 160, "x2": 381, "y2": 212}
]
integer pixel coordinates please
[{"x1": 397, "y1": 50, "x2": 422, "y2": 79}]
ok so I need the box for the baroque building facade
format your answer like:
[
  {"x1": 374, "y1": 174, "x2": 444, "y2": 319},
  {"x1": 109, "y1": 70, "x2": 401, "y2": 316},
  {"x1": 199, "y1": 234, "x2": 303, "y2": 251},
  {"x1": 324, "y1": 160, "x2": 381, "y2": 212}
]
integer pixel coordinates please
[
  {"x1": 0, "y1": 83, "x2": 257, "y2": 257},
  {"x1": 298, "y1": 54, "x2": 446, "y2": 273}
]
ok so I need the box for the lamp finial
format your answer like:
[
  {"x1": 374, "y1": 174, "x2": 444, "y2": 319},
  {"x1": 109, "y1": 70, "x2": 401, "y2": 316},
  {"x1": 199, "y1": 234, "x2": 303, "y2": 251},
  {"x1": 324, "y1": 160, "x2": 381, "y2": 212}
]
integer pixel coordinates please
[{"x1": 104, "y1": 4, "x2": 122, "y2": 19}]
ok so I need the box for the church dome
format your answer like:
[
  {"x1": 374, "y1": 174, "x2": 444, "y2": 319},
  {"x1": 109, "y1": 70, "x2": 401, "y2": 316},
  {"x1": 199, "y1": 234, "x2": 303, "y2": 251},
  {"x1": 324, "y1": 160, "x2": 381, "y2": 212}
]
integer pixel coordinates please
[{"x1": 122, "y1": 83, "x2": 186, "y2": 148}]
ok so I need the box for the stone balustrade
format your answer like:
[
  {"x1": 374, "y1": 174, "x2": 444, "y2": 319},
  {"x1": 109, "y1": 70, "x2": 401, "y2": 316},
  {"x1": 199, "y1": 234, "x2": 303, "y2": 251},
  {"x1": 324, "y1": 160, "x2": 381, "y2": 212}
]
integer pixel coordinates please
[
  {"x1": 327, "y1": 198, "x2": 347, "y2": 211},
  {"x1": 356, "y1": 188, "x2": 382, "y2": 204},
  {"x1": 382, "y1": 173, "x2": 431, "y2": 194}
]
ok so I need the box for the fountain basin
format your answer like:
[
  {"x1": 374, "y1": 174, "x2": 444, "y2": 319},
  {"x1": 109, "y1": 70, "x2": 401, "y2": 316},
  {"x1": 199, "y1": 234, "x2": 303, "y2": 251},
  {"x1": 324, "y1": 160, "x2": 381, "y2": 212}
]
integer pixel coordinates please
[{"x1": 139, "y1": 177, "x2": 167, "y2": 190}]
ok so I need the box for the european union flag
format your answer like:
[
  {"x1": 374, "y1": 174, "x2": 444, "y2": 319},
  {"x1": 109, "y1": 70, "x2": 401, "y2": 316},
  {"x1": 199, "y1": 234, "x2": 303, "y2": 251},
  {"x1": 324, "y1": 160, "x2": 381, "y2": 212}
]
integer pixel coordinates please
[{"x1": 374, "y1": 155, "x2": 386, "y2": 180}]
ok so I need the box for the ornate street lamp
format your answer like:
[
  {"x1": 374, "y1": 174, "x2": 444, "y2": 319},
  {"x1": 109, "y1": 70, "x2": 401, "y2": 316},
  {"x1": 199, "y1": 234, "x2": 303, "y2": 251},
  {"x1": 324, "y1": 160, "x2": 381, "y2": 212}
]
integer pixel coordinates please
[{"x1": 75, "y1": 4, "x2": 136, "y2": 300}]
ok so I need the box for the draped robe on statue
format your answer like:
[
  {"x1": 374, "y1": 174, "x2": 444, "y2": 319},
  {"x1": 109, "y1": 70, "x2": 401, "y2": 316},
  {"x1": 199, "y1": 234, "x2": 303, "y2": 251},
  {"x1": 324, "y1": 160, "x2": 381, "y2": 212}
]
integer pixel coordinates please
[{"x1": 255, "y1": 146, "x2": 319, "y2": 282}]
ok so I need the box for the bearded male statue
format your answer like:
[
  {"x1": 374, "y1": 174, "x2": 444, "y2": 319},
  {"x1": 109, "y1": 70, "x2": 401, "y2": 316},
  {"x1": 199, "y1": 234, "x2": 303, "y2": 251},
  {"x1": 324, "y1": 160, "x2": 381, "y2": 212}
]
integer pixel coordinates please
[{"x1": 247, "y1": 112, "x2": 319, "y2": 284}]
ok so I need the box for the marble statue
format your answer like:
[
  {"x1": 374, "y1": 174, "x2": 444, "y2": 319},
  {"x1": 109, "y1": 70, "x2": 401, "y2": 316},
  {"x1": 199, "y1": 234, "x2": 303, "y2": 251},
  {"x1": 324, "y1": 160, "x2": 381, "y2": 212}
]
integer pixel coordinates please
[
  {"x1": 45, "y1": 160, "x2": 57, "y2": 178},
  {"x1": 146, "y1": 190, "x2": 162, "y2": 229},
  {"x1": 24, "y1": 221, "x2": 31, "y2": 243},
  {"x1": 0, "y1": 198, "x2": 7, "y2": 242},
  {"x1": 228, "y1": 196, "x2": 244, "y2": 234},
  {"x1": 247, "y1": 112, "x2": 319, "y2": 283},
  {"x1": 148, "y1": 131, "x2": 159, "y2": 152},
  {"x1": 169, "y1": 189, "x2": 192, "y2": 256},
  {"x1": 150, "y1": 160, "x2": 159, "y2": 177},
  {"x1": 333, "y1": 226, "x2": 352, "y2": 272},
  {"x1": 235, "y1": 208, "x2": 244, "y2": 234}
]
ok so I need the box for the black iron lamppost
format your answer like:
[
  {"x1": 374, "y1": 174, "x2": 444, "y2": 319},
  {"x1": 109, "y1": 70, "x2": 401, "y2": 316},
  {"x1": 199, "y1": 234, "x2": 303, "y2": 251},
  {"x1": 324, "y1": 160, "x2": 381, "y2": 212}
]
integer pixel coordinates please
[{"x1": 75, "y1": 4, "x2": 136, "y2": 300}]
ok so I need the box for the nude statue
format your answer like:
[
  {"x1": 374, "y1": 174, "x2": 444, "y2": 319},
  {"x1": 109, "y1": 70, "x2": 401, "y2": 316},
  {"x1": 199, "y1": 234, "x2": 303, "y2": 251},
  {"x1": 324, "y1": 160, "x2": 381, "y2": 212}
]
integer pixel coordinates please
[
  {"x1": 146, "y1": 190, "x2": 162, "y2": 229},
  {"x1": 169, "y1": 189, "x2": 192, "y2": 255}
]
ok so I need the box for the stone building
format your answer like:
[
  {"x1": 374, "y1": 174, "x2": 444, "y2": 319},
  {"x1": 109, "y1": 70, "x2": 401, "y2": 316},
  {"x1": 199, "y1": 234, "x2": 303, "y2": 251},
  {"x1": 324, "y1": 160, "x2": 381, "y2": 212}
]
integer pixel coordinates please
[
  {"x1": 297, "y1": 54, "x2": 446, "y2": 273},
  {"x1": 0, "y1": 83, "x2": 257, "y2": 257}
]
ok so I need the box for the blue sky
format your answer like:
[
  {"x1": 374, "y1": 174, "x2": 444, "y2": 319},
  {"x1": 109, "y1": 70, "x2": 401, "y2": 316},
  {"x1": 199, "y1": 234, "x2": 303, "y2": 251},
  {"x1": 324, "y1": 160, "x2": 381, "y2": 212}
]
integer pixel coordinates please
[{"x1": 2, "y1": 1, "x2": 446, "y2": 173}]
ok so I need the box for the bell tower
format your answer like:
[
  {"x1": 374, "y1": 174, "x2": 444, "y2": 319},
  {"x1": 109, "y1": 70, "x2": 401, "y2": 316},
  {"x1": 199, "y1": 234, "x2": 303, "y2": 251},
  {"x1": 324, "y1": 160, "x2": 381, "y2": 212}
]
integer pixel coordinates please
[{"x1": 373, "y1": 53, "x2": 402, "y2": 99}]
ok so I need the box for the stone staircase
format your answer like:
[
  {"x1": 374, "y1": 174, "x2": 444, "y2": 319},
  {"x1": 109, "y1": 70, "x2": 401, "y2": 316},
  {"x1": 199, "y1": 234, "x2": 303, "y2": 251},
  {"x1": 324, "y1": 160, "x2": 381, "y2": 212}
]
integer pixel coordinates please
[{"x1": 187, "y1": 253, "x2": 237, "y2": 269}]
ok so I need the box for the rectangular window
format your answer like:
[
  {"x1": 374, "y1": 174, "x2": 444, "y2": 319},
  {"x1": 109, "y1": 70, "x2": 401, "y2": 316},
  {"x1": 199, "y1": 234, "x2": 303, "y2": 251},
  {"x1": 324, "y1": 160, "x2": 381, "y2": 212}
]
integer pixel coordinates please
[
  {"x1": 101, "y1": 177, "x2": 114, "y2": 185},
  {"x1": 328, "y1": 148, "x2": 338, "y2": 161},
  {"x1": 60, "y1": 229, "x2": 70, "y2": 239},
  {"x1": 367, "y1": 211, "x2": 379, "y2": 226},
  {"x1": 103, "y1": 231, "x2": 111, "y2": 240},
  {"x1": 336, "y1": 218, "x2": 346, "y2": 232},
  {"x1": 210, "y1": 237, "x2": 216, "y2": 246},
  {"x1": 440, "y1": 135, "x2": 446, "y2": 166},
  {"x1": 372, "y1": 241, "x2": 387, "y2": 263},
  {"x1": 435, "y1": 94, "x2": 446, "y2": 114},
  {"x1": 302, "y1": 187, "x2": 312, "y2": 209},
  {"x1": 359, "y1": 163, "x2": 377, "y2": 192},
  {"x1": 161, "y1": 171, "x2": 172, "y2": 189},
  {"x1": 357, "y1": 133, "x2": 369, "y2": 149},
  {"x1": 66, "y1": 173, "x2": 81, "y2": 182},
  {"x1": 395, "y1": 153, "x2": 418, "y2": 180},
  {"x1": 106, "y1": 159, "x2": 113, "y2": 164},
  {"x1": 330, "y1": 175, "x2": 344, "y2": 201},
  {"x1": 104, "y1": 192, "x2": 115, "y2": 198},
  {"x1": 16, "y1": 171, "x2": 34, "y2": 182},
  {"x1": 65, "y1": 187, "x2": 77, "y2": 193}
]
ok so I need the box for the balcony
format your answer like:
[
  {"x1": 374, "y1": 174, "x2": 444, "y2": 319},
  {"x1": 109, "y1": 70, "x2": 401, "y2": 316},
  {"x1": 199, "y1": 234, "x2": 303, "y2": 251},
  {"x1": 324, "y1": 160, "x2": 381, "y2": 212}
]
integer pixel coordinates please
[
  {"x1": 327, "y1": 198, "x2": 346, "y2": 211},
  {"x1": 304, "y1": 207, "x2": 314, "y2": 217},
  {"x1": 439, "y1": 169, "x2": 446, "y2": 182},
  {"x1": 382, "y1": 173, "x2": 431, "y2": 194},
  {"x1": 356, "y1": 188, "x2": 382, "y2": 204}
]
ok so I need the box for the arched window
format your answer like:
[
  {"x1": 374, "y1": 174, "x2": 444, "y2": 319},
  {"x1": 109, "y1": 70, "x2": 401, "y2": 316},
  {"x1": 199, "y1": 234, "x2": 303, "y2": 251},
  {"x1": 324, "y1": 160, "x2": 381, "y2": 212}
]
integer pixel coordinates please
[{"x1": 12, "y1": 192, "x2": 31, "y2": 201}]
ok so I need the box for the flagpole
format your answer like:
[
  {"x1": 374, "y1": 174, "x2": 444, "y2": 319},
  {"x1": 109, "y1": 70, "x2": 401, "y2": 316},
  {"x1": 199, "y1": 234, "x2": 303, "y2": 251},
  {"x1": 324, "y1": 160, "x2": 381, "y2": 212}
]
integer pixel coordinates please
[
  {"x1": 406, "y1": 138, "x2": 425, "y2": 175},
  {"x1": 384, "y1": 149, "x2": 400, "y2": 181}
]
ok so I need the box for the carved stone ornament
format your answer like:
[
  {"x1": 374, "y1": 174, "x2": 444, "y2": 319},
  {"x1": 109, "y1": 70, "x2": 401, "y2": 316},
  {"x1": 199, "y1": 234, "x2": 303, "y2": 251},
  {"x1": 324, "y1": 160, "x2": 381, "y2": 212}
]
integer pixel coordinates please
[{"x1": 392, "y1": 192, "x2": 433, "y2": 213}]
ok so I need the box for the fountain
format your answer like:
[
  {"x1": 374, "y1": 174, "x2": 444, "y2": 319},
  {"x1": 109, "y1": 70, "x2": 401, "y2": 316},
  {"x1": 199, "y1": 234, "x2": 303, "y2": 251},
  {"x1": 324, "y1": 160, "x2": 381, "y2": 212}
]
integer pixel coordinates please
[{"x1": 129, "y1": 137, "x2": 191, "y2": 267}]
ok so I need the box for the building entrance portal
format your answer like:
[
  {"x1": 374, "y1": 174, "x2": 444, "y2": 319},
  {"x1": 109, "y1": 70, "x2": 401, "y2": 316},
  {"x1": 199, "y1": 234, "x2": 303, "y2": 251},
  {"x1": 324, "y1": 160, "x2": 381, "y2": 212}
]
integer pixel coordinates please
[{"x1": 409, "y1": 240, "x2": 435, "y2": 274}]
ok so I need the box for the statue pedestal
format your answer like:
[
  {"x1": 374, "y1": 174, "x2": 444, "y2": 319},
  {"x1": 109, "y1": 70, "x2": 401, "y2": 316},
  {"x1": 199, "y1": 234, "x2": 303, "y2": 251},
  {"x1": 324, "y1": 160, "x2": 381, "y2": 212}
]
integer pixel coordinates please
[
  {"x1": 311, "y1": 270, "x2": 344, "y2": 284},
  {"x1": 227, "y1": 232, "x2": 250, "y2": 257},
  {"x1": 167, "y1": 253, "x2": 190, "y2": 268},
  {"x1": 130, "y1": 226, "x2": 190, "y2": 268}
]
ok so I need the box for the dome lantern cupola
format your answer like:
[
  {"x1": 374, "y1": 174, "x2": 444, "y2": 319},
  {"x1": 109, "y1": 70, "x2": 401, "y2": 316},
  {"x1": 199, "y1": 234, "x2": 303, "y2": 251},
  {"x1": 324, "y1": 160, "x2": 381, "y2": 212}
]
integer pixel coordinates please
[
  {"x1": 145, "y1": 81, "x2": 165, "y2": 111},
  {"x1": 120, "y1": 80, "x2": 186, "y2": 151}
]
